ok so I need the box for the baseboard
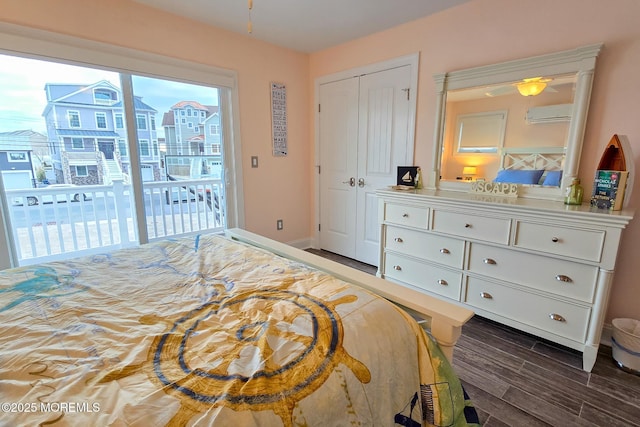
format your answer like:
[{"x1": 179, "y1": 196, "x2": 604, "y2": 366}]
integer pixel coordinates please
[{"x1": 286, "y1": 237, "x2": 312, "y2": 250}]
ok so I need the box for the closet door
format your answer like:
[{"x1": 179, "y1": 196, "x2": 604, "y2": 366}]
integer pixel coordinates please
[
  {"x1": 318, "y1": 65, "x2": 413, "y2": 265},
  {"x1": 318, "y1": 77, "x2": 359, "y2": 259},
  {"x1": 356, "y1": 65, "x2": 413, "y2": 265}
]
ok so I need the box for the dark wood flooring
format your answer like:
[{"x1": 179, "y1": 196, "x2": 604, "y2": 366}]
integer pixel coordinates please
[{"x1": 306, "y1": 249, "x2": 640, "y2": 426}]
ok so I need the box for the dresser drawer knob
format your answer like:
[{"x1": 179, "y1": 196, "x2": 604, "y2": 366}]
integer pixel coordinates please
[
  {"x1": 483, "y1": 258, "x2": 497, "y2": 265},
  {"x1": 402, "y1": 213, "x2": 409, "y2": 218},
  {"x1": 437, "y1": 279, "x2": 448, "y2": 286},
  {"x1": 480, "y1": 292, "x2": 493, "y2": 299},
  {"x1": 549, "y1": 313, "x2": 566, "y2": 322},
  {"x1": 440, "y1": 248, "x2": 450, "y2": 254},
  {"x1": 551, "y1": 237, "x2": 559, "y2": 243},
  {"x1": 555, "y1": 274, "x2": 572, "y2": 283},
  {"x1": 393, "y1": 265, "x2": 402, "y2": 271},
  {"x1": 464, "y1": 223, "x2": 472, "y2": 228},
  {"x1": 394, "y1": 237, "x2": 404, "y2": 243}
]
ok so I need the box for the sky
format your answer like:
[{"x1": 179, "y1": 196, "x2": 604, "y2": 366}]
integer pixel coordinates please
[{"x1": 0, "y1": 53, "x2": 219, "y2": 139}]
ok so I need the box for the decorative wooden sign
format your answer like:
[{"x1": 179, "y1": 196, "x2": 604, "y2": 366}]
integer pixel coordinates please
[
  {"x1": 469, "y1": 181, "x2": 519, "y2": 197},
  {"x1": 271, "y1": 82, "x2": 288, "y2": 157}
]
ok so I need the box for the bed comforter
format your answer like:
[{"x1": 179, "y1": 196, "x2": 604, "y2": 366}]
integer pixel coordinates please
[{"x1": 0, "y1": 233, "x2": 478, "y2": 426}]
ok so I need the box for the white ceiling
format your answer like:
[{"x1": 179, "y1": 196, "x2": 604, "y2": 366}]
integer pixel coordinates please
[{"x1": 134, "y1": 0, "x2": 471, "y2": 53}]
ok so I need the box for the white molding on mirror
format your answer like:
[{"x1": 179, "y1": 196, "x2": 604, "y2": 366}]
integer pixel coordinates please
[{"x1": 429, "y1": 43, "x2": 603, "y2": 200}]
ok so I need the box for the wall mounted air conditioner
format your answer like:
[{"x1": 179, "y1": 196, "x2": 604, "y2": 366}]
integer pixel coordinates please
[{"x1": 526, "y1": 103, "x2": 573, "y2": 124}]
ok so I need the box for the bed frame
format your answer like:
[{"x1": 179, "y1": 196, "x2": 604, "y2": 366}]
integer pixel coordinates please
[
  {"x1": 225, "y1": 228, "x2": 474, "y2": 361},
  {"x1": 499, "y1": 146, "x2": 565, "y2": 172}
]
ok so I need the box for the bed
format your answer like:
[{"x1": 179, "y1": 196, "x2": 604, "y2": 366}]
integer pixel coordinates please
[{"x1": 0, "y1": 229, "x2": 478, "y2": 426}]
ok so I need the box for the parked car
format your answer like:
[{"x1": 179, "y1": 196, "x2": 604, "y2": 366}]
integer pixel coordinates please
[{"x1": 17, "y1": 184, "x2": 92, "y2": 206}]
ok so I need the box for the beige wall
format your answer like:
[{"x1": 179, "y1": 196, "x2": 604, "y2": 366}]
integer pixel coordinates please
[
  {"x1": 1, "y1": 0, "x2": 639, "y2": 322},
  {"x1": 309, "y1": 0, "x2": 640, "y2": 322},
  {"x1": 0, "y1": 0, "x2": 311, "y2": 242}
]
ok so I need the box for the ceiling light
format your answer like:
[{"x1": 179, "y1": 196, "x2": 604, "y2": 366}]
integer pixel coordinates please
[{"x1": 516, "y1": 77, "x2": 549, "y2": 97}]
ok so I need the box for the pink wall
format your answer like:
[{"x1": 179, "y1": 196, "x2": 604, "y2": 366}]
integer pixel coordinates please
[
  {"x1": 309, "y1": 0, "x2": 640, "y2": 322},
  {"x1": 0, "y1": 0, "x2": 311, "y2": 242}
]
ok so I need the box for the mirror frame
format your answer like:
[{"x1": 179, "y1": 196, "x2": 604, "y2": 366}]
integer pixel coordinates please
[{"x1": 428, "y1": 43, "x2": 603, "y2": 200}]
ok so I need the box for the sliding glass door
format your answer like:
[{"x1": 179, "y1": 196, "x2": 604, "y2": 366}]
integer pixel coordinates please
[{"x1": 0, "y1": 53, "x2": 229, "y2": 266}]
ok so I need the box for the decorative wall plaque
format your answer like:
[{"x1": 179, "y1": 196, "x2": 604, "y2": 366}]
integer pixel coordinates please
[{"x1": 271, "y1": 82, "x2": 288, "y2": 157}]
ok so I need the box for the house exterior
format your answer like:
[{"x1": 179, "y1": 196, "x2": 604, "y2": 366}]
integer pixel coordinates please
[
  {"x1": 0, "y1": 130, "x2": 47, "y2": 189},
  {"x1": 42, "y1": 80, "x2": 161, "y2": 184},
  {"x1": 162, "y1": 101, "x2": 222, "y2": 179}
]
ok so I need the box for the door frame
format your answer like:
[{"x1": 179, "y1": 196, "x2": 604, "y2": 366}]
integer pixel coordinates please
[{"x1": 313, "y1": 53, "x2": 419, "y2": 249}]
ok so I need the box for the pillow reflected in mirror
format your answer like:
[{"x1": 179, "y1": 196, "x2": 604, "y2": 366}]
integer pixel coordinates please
[
  {"x1": 494, "y1": 169, "x2": 545, "y2": 185},
  {"x1": 542, "y1": 170, "x2": 563, "y2": 187}
]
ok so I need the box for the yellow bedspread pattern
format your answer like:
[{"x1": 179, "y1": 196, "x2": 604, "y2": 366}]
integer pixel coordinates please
[{"x1": 0, "y1": 234, "x2": 473, "y2": 426}]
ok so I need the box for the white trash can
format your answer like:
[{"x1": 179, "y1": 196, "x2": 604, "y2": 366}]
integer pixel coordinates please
[{"x1": 611, "y1": 318, "x2": 640, "y2": 374}]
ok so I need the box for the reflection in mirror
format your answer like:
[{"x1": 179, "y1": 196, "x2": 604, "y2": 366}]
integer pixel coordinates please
[
  {"x1": 454, "y1": 110, "x2": 507, "y2": 154},
  {"x1": 429, "y1": 44, "x2": 602, "y2": 200}
]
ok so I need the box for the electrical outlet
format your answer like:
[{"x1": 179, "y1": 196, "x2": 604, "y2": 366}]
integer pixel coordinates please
[
  {"x1": 276, "y1": 219, "x2": 283, "y2": 230},
  {"x1": 251, "y1": 156, "x2": 259, "y2": 168}
]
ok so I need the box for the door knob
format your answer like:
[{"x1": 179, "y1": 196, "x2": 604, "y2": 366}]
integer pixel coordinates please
[
  {"x1": 358, "y1": 178, "x2": 365, "y2": 187},
  {"x1": 342, "y1": 177, "x2": 356, "y2": 187}
]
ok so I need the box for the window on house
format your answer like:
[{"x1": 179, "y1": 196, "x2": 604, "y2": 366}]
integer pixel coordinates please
[
  {"x1": 115, "y1": 113, "x2": 124, "y2": 129},
  {"x1": 118, "y1": 139, "x2": 127, "y2": 156},
  {"x1": 187, "y1": 122, "x2": 193, "y2": 129},
  {"x1": 181, "y1": 118, "x2": 186, "y2": 124},
  {"x1": 209, "y1": 124, "x2": 220, "y2": 135},
  {"x1": 75, "y1": 165, "x2": 88, "y2": 177},
  {"x1": 96, "y1": 112, "x2": 107, "y2": 129},
  {"x1": 195, "y1": 126, "x2": 200, "y2": 133},
  {"x1": 153, "y1": 141, "x2": 159, "y2": 156},
  {"x1": 150, "y1": 116, "x2": 156, "y2": 131},
  {"x1": 94, "y1": 88, "x2": 117, "y2": 105},
  {"x1": 68, "y1": 111, "x2": 81, "y2": 128},
  {"x1": 211, "y1": 144, "x2": 221, "y2": 154},
  {"x1": 8, "y1": 152, "x2": 28, "y2": 162},
  {"x1": 71, "y1": 138, "x2": 84, "y2": 149},
  {"x1": 136, "y1": 114, "x2": 147, "y2": 130},
  {"x1": 139, "y1": 139, "x2": 150, "y2": 156}
]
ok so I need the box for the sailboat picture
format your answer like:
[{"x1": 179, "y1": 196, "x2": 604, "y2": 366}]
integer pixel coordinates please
[{"x1": 397, "y1": 166, "x2": 419, "y2": 187}]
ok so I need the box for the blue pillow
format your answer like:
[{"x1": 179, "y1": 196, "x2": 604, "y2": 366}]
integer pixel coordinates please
[
  {"x1": 494, "y1": 169, "x2": 545, "y2": 185},
  {"x1": 542, "y1": 170, "x2": 563, "y2": 187}
]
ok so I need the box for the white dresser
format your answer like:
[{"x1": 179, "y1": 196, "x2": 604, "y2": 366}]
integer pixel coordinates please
[{"x1": 376, "y1": 188, "x2": 633, "y2": 371}]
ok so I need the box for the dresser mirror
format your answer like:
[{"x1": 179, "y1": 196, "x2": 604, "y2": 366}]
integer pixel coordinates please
[{"x1": 427, "y1": 44, "x2": 603, "y2": 200}]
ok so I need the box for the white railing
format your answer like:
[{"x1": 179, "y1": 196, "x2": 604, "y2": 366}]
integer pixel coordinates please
[{"x1": 5, "y1": 178, "x2": 225, "y2": 266}]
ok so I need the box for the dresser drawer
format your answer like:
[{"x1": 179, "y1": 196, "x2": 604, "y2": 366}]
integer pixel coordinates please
[
  {"x1": 468, "y1": 243, "x2": 598, "y2": 303},
  {"x1": 384, "y1": 203, "x2": 429, "y2": 229},
  {"x1": 514, "y1": 221, "x2": 605, "y2": 262},
  {"x1": 385, "y1": 226, "x2": 464, "y2": 269},
  {"x1": 465, "y1": 277, "x2": 590, "y2": 343},
  {"x1": 432, "y1": 209, "x2": 511, "y2": 244},
  {"x1": 384, "y1": 253, "x2": 462, "y2": 300}
]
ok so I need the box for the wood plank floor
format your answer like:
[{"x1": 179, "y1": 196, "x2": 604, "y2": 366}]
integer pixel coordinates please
[{"x1": 306, "y1": 249, "x2": 640, "y2": 426}]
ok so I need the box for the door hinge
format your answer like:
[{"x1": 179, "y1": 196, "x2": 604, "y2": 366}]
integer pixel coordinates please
[
  {"x1": 318, "y1": 104, "x2": 321, "y2": 113},
  {"x1": 402, "y1": 88, "x2": 410, "y2": 100},
  {"x1": 317, "y1": 165, "x2": 321, "y2": 174},
  {"x1": 318, "y1": 224, "x2": 321, "y2": 232}
]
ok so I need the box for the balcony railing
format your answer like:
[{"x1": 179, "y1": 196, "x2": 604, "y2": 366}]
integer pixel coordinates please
[{"x1": 5, "y1": 178, "x2": 225, "y2": 266}]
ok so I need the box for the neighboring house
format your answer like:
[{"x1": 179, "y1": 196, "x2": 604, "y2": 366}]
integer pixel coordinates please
[
  {"x1": 162, "y1": 101, "x2": 222, "y2": 179},
  {"x1": 0, "y1": 130, "x2": 47, "y2": 189},
  {"x1": 42, "y1": 80, "x2": 161, "y2": 185}
]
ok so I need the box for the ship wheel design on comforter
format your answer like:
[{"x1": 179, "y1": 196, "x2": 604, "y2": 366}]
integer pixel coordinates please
[{"x1": 98, "y1": 285, "x2": 371, "y2": 427}]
